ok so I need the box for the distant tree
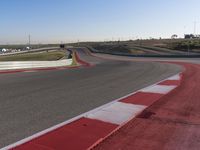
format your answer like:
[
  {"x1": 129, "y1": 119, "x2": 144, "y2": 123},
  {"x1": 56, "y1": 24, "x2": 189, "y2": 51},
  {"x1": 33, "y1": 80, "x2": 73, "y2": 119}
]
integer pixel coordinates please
[
  {"x1": 171, "y1": 34, "x2": 178, "y2": 39},
  {"x1": 184, "y1": 34, "x2": 195, "y2": 39}
]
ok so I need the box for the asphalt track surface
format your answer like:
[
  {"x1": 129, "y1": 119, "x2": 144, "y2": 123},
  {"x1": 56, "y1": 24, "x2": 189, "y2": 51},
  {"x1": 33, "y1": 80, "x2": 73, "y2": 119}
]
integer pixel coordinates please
[{"x1": 0, "y1": 48, "x2": 182, "y2": 148}]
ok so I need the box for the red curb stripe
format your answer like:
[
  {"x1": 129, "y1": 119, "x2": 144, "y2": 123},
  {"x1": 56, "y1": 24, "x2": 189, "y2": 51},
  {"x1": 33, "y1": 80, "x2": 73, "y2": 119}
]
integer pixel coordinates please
[
  {"x1": 0, "y1": 63, "x2": 81, "y2": 74},
  {"x1": 0, "y1": 67, "x2": 72, "y2": 74},
  {"x1": 74, "y1": 52, "x2": 92, "y2": 67},
  {"x1": 0, "y1": 70, "x2": 26, "y2": 74},
  {"x1": 158, "y1": 80, "x2": 180, "y2": 86},
  {"x1": 120, "y1": 92, "x2": 163, "y2": 106},
  {"x1": 13, "y1": 118, "x2": 117, "y2": 150}
]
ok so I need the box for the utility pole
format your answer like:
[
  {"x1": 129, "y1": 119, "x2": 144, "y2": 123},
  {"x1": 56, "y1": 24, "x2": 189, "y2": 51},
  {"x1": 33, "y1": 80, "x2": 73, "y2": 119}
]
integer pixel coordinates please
[{"x1": 28, "y1": 34, "x2": 31, "y2": 49}]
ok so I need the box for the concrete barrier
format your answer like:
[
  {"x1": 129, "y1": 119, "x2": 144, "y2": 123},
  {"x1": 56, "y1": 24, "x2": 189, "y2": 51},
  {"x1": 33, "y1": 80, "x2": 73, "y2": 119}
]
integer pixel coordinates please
[{"x1": 0, "y1": 59, "x2": 72, "y2": 71}]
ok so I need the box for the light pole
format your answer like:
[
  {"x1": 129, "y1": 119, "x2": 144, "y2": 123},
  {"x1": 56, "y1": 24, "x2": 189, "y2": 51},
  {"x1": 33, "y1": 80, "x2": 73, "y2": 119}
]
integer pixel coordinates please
[{"x1": 28, "y1": 34, "x2": 31, "y2": 50}]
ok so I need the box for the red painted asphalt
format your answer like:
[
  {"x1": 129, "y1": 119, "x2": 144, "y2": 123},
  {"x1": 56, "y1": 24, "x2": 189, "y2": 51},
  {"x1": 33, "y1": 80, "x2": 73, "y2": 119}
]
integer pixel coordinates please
[{"x1": 93, "y1": 62, "x2": 200, "y2": 150}]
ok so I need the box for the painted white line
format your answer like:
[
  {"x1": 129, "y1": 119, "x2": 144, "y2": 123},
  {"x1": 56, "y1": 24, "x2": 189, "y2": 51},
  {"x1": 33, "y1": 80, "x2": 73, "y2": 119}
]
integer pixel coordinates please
[
  {"x1": 140, "y1": 85, "x2": 177, "y2": 94},
  {"x1": 167, "y1": 74, "x2": 181, "y2": 80},
  {"x1": 1, "y1": 73, "x2": 181, "y2": 150},
  {"x1": 86, "y1": 102, "x2": 146, "y2": 125}
]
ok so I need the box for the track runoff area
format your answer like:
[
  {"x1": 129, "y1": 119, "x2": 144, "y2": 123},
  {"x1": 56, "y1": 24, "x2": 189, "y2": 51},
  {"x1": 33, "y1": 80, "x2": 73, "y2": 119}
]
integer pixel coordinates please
[{"x1": 1, "y1": 48, "x2": 200, "y2": 150}]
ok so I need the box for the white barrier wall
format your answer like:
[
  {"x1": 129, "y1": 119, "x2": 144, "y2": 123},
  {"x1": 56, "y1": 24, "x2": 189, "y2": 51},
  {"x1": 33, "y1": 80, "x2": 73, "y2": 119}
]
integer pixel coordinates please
[
  {"x1": 0, "y1": 47, "x2": 59, "y2": 56},
  {"x1": 0, "y1": 59, "x2": 72, "y2": 70}
]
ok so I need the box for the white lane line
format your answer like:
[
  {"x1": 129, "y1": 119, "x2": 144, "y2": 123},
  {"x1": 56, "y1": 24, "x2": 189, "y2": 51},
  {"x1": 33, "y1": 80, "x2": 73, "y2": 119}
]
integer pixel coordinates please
[
  {"x1": 140, "y1": 85, "x2": 177, "y2": 94},
  {"x1": 167, "y1": 74, "x2": 181, "y2": 80},
  {"x1": 86, "y1": 102, "x2": 146, "y2": 125}
]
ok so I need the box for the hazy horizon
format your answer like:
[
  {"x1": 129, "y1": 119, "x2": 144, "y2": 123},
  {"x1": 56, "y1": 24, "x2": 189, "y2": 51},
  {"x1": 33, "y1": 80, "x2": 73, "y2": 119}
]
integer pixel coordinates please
[{"x1": 0, "y1": 0, "x2": 200, "y2": 44}]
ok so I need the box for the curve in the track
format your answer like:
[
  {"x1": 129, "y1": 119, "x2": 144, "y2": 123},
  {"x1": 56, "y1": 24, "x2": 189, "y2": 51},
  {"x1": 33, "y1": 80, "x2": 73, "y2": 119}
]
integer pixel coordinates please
[
  {"x1": 93, "y1": 61, "x2": 200, "y2": 150},
  {"x1": 0, "y1": 48, "x2": 182, "y2": 149}
]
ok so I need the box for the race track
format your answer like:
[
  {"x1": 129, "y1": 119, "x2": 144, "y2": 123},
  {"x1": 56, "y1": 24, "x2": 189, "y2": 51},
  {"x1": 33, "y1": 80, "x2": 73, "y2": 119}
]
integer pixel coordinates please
[{"x1": 0, "y1": 48, "x2": 182, "y2": 148}]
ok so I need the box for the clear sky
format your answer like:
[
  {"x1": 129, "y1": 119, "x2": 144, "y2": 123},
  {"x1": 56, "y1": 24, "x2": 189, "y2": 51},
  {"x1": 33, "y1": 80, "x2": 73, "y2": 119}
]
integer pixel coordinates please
[{"x1": 0, "y1": 0, "x2": 200, "y2": 44}]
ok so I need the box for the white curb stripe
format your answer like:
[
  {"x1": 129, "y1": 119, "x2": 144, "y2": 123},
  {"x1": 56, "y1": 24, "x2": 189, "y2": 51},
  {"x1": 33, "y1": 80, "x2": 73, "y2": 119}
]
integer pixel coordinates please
[
  {"x1": 140, "y1": 85, "x2": 177, "y2": 94},
  {"x1": 86, "y1": 102, "x2": 146, "y2": 125},
  {"x1": 167, "y1": 74, "x2": 181, "y2": 80}
]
